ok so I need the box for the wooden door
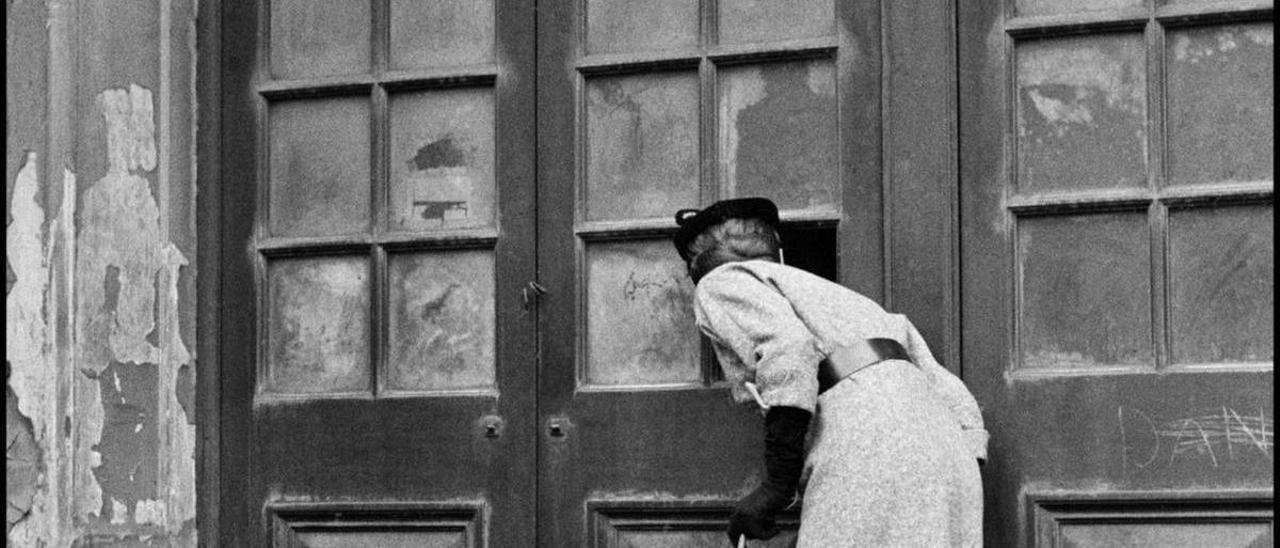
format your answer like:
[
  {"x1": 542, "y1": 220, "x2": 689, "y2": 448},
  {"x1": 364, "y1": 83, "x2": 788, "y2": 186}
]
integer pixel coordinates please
[
  {"x1": 959, "y1": 1, "x2": 1274, "y2": 546},
  {"x1": 217, "y1": 1, "x2": 537, "y2": 546},
  {"x1": 535, "y1": 0, "x2": 882, "y2": 546}
]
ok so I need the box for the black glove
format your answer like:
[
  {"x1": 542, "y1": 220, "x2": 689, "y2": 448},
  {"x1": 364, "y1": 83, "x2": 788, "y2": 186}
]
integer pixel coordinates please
[{"x1": 727, "y1": 406, "x2": 812, "y2": 546}]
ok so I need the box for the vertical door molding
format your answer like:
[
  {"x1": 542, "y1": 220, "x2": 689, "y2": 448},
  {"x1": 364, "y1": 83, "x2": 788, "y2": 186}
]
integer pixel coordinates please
[{"x1": 883, "y1": 0, "x2": 963, "y2": 372}]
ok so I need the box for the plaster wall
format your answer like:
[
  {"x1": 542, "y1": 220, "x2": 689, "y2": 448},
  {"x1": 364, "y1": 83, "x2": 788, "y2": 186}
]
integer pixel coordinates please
[{"x1": 7, "y1": 1, "x2": 198, "y2": 546}]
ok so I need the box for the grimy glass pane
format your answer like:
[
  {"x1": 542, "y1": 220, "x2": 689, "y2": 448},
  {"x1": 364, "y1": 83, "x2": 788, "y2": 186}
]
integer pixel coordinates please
[
  {"x1": 1061, "y1": 522, "x2": 1272, "y2": 548},
  {"x1": 620, "y1": 530, "x2": 798, "y2": 548},
  {"x1": 390, "y1": 0, "x2": 494, "y2": 69},
  {"x1": 586, "y1": 0, "x2": 698, "y2": 54},
  {"x1": 1166, "y1": 24, "x2": 1274, "y2": 186},
  {"x1": 389, "y1": 89, "x2": 495, "y2": 231},
  {"x1": 586, "y1": 72, "x2": 699, "y2": 221},
  {"x1": 270, "y1": 0, "x2": 370, "y2": 79},
  {"x1": 719, "y1": 0, "x2": 832, "y2": 45},
  {"x1": 387, "y1": 250, "x2": 496, "y2": 392},
  {"x1": 1169, "y1": 205, "x2": 1273, "y2": 364},
  {"x1": 1018, "y1": 213, "x2": 1153, "y2": 369},
  {"x1": 266, "y1": 256, "x2": 370, "y2": 394},
  {"x1": 269, "y1": 98, "x2": 370, "y2": 237},
  {"x1": 1015, "y1": 0, "x2": 1140, "y2": 17},
  {"x1": 1016, "y1": 34, "x2": 1147, "y2": 193},
  {"x1": 718, "y1": 60, "x2": 838, "y2": 214},
  {"x1": 585, "y1": 241, "x2": 699, "y2": 386}
]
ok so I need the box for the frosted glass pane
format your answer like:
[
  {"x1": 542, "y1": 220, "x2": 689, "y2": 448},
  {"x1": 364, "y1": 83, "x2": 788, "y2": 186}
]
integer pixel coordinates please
[
  {"x1": 269, "y1": 98, "x2": 370, "y2": 237},
  {"x1": 719, "y1": 0, "x2": 832, "y2": 45},
  {"x1": 266, "y1": 256, "x2": 370, "y2": 394},
  {"x1": 1169, "y1": 206, "x2": 1273, "y2": 364},
  {"x1": 390, "y1": 0, "x2": 494, "y2": 68},
  {"x1": 387, "y1": 250, "x2": 496, "y2": 392},
  {"x1": 587, "y1": 0, "x2": 698, "y2": 54},
  {"x1": 270, "y1": 0, "x2": 370, "y2": 79},
  {"x1": 585, "y1": 241, "x2": 699, "y2": 386},
  {"x1": 719, "y1": 60, "x2": 838, "y2": 214},
  {"x1": 389, "y1": 89, "x2": 495, "y2": 231},
  {"x1": 1166, "y1": 24, "x2": 1273, "y2": 186},
  {"x1": 1016, "y1": 34, "x2": 1147, "y2": 192},
  {"x1": 586, "y1": 72, "x2": 699, "y2": 221},
  {"x1": 1018, "y1": 213, "x2": 1153, "y2": 369}
]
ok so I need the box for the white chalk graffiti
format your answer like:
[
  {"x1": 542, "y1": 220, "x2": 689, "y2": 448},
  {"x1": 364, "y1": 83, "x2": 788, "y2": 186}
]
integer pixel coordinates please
[{"x1": 1119, "y1": 405, "x2": 1273, "y2": 469}]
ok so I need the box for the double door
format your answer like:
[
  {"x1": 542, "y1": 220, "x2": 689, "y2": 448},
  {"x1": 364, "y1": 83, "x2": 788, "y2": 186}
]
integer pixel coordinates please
[
  {"x1": 959, "y1": 0, "x2": 1273, "y2": 545},
  {"x1": 213, "y1": 1, "x2": 1274, "y2": 547},
  {"x1": 216, "y1": 0, "x2": 876, "y2": 546}
]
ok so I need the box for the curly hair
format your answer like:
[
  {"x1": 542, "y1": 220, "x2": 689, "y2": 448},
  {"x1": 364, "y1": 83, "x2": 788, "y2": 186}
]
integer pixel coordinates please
[{"x1": 684, "y1": 217, "x2": 781, "y2": 283}]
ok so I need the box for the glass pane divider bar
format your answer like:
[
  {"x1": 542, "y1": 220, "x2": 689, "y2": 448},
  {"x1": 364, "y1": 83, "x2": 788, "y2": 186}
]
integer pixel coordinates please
[
  {"x1": 256, "y1": 65, "x2": 501, "y2": 98},
  {"x1": 705, "y1": 36, "x2": 838, "y2": 64},
  {"x1": 1005, "y1": 2, "x2": 1271, "y2": 36},
  {"x1": 1005, "y1": 182, "x2": 1273, "y2": 215},
  {"x1": 1155, "y1": 1, "x2": 1273, "y2": 25},
  {"x1": 1005, "y1": 10, "x2": 1150, "y2": 36},
  {"x1": 574, "y1": 37, "x2": 839, "y2": 73},
  {"x1": 256, "y1": 230, "x2": 501, "y2": 254},
  {"x1": 574, "y1": 212, "x2": 841, "y2": 240}
]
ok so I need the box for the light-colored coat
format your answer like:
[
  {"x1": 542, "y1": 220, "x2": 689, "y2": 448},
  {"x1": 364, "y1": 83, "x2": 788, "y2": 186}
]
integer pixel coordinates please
[{"x1": 694, "y1": 260, "x2": 985, "y2": 547}]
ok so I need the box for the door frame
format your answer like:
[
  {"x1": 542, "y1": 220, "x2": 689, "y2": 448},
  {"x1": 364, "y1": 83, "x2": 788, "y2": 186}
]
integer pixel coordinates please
[
  {"x1": 195, "y1": 0, "x2": 222, "y2": 545},
  {"x1": 196, "y1": 0, "x2": 541, "y2": 545}
]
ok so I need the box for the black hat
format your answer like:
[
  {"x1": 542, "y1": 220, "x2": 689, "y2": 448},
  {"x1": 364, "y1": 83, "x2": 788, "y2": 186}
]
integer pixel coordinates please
[{"x1": 672, "y1": 197, "x2": 779, "y2": 262}]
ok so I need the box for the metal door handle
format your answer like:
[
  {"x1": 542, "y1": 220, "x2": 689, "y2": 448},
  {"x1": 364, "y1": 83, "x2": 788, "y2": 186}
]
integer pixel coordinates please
[{"x1": 522, "y1": 281, "x2": 548, "y2": 310}]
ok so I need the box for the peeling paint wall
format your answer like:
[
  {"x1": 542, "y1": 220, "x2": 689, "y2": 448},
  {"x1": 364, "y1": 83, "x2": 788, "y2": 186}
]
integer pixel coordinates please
[{"x1": 6, "y1": 0, "x2": 198, "y2": 546}]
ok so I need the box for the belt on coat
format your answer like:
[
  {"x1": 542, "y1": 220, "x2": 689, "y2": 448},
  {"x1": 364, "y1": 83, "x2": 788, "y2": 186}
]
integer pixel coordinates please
[{"x1": 817, "y1": 338, "x2": 911, "y2": 394}]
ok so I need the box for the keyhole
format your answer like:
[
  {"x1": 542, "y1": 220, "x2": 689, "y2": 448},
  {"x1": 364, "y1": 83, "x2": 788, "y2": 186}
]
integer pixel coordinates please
[
  {"x1": 481, "y1": 415, "x2": 504, "y2": 439},
  {"x1": 548, "y1": 419, "x2": 567, "y2": 438}
]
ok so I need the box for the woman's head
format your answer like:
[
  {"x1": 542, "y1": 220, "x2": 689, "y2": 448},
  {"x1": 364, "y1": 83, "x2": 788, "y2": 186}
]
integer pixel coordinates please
[
  {"x1": 672, "y1": 198, "x2": 783, "y2": 283},
  {"x1": 683, "y1": 217, "x2": 782, "y2": 283}
]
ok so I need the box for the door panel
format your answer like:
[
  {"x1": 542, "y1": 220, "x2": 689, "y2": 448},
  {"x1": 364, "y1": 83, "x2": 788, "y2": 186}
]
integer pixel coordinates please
[
  {"x1": 219, "y1": 1, "x2": 536, "y2": 546},
  {"x1": 536, "y1": 0, "x2": 881, "y2": 546},
  {"x1": 959, "y1": 1, "x2": 1274, "y2": 546}
]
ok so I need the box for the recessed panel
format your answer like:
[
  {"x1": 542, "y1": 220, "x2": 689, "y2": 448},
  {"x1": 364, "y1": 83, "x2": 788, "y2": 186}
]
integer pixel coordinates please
[
  {"x1": 718, "y1": 60, "x2": 838, "y2": 214},
  {"x1": 1169, "y1": 205, "x2": 1273, "y2": 365},
  {"x1": 586, "y1": 0, "x2": 698, "y2": 54},
  {"x1": 387, "y1": 250, "x2": 496, "y2": 392},
  {"x1": 586, "y1": 72, "x2": 699, "y2": 221},
  {"x1": 1059, "y1": 522, "x2": 1271, "y2": 547},
  {"x1": 585, "y1": 240, "x2": 699, "y2": 386},
  {"x1": 592, "y1": 504, "x2": 800, "y2": 548},
  {"x1": 389, "y1": 89, "x2": 495, "y2": 232},
  {"x1": 390, "y1": 0, "x2": 494, "y2": 69},
  {"x1": 719, "y1": 0, "x2": 833, "y2": 45},
  {"x1": 269, "y1": 98, "x2": 371, "y2": 237},
  {"x1": 1161, "y1": 0, "x2": 1257, "y2": 4},
  {"x1": 617, "y1": 530, "x2": 798, "y2": 547},
  {"x1": 1016, "y1": 34, "x2": 1147, "y2": 193},
  {"x1": 266, "y1": 256, "x2": 370, "y2": 394},
  {"x1": 1015, "y1": 0, "x2": 1141, "y2": 17},
  {"x1": 270, "y1": 0, "x2": 370, "y2": 79},
  {"x1": 296, "y1": 531, "x2": 466, "y2": 548},
  {"x1": 1166, "y1": 24, "x2": 1274, "y2": 186},
  {"x1": 1018, "y1": 213, "x2": 1153, "y2": 369}
]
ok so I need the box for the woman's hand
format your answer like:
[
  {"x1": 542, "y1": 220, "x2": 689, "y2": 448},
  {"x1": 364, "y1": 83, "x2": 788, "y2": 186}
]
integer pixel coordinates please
[
  {"x1": 725, "y1": 405, "x2": 811, "y2": 546},
  {"x1": 727, "y1": 487, "x2": 785, "y2": 544}
]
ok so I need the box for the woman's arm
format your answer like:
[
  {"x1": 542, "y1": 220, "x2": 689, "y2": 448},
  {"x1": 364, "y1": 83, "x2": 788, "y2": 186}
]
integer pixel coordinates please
[
  {"x1": 694, "y1": 265, "x2": 820, "y2": 543},
  {"x1": 694, "y1": 265, "x2": 825, "y2": 413}
]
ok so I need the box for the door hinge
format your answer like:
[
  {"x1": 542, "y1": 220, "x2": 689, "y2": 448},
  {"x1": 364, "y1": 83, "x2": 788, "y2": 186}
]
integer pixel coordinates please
[{"x1": 522, "y1": 280, "x2": 548, "y2": 310}]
